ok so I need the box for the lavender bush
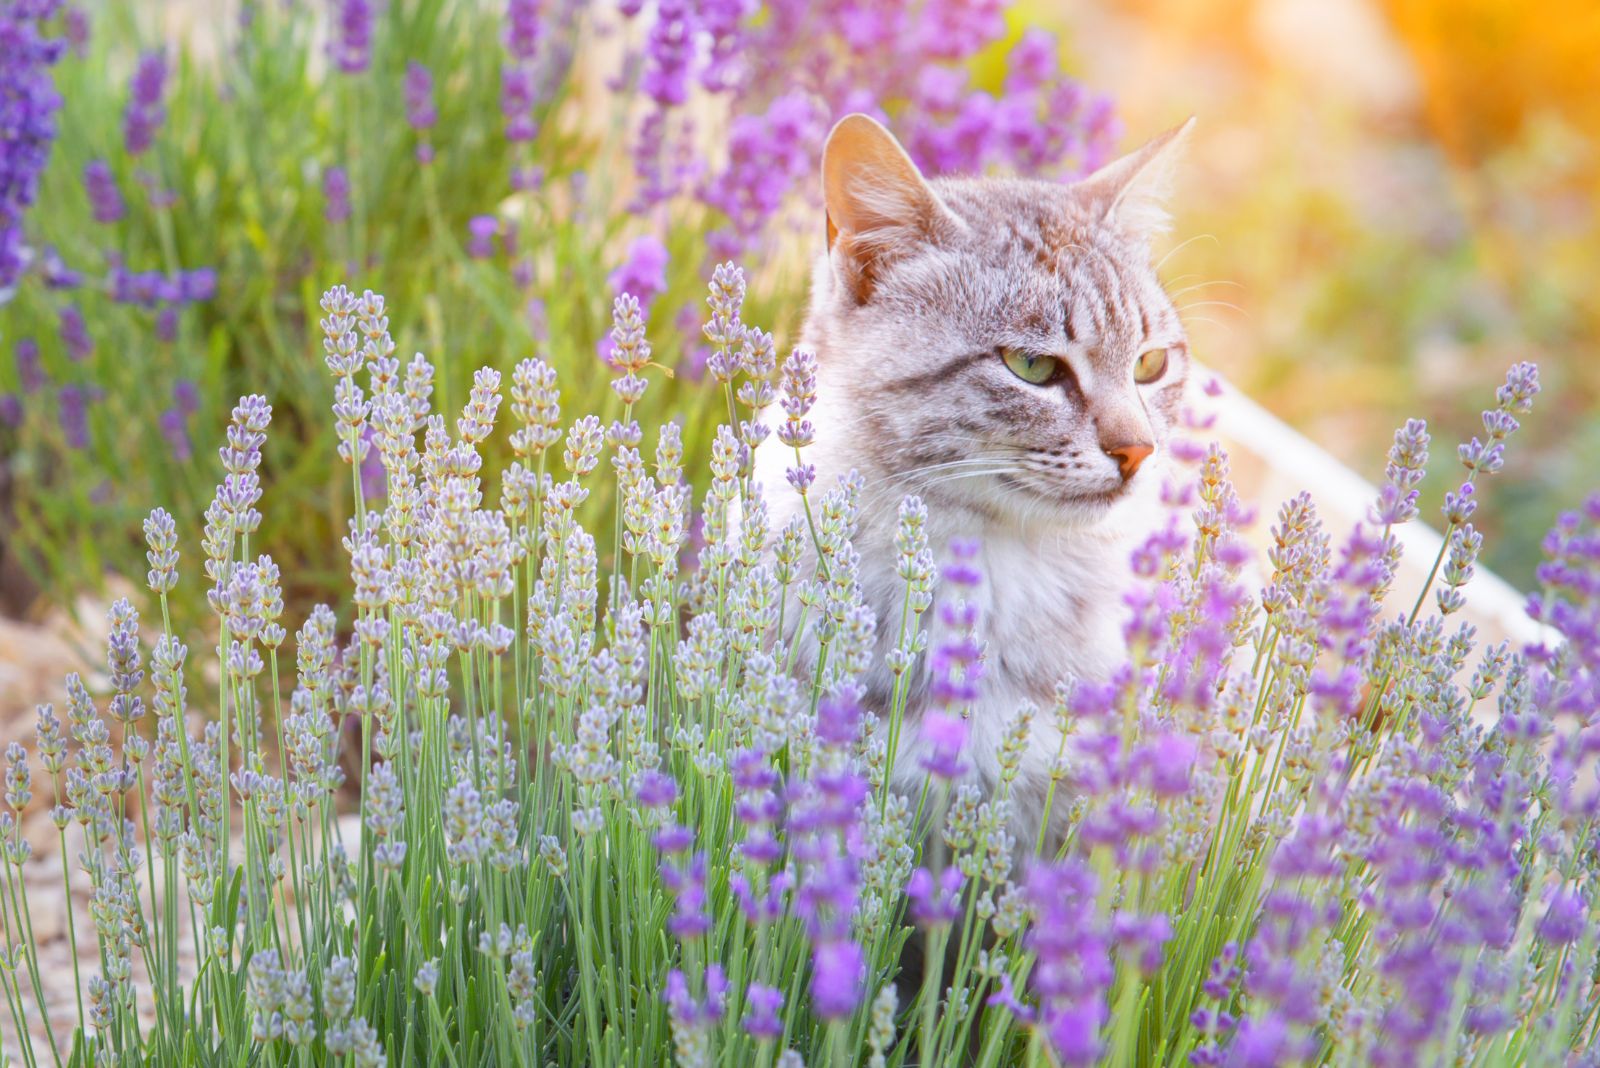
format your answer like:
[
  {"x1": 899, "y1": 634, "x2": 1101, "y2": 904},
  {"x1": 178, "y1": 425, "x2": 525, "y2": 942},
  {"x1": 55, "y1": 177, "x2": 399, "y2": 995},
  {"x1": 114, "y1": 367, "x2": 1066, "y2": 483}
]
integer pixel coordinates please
[
  {"x1": 0, "y1": 272, "x2": 1596, "y2": 1067},
  {"x1": 0, "y1": 1, "x2": 1114, "y2": 620}
]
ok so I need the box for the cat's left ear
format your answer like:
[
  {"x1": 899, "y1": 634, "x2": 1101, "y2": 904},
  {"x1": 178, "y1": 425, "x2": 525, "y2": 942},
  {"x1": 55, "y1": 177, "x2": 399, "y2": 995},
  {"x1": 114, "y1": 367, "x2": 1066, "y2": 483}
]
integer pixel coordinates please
[
  {"x1": 1073, "y1": 117, "x2": 1195, "y2": 248},
  {"x1": 821, "y1": 114, "x2": 961, "y2": 304}
]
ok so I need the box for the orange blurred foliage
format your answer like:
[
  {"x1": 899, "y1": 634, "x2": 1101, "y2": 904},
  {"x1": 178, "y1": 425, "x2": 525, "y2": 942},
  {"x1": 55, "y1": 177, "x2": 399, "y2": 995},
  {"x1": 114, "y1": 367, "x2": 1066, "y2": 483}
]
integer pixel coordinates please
[{"x1": 1381, "y1": 0, "x2": 1600, "y2": 172}]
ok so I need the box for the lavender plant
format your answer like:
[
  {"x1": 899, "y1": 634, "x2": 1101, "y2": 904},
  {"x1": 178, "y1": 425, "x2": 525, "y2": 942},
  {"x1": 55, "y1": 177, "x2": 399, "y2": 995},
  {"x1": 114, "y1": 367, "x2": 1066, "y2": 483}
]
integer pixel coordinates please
[
  {"x1": 1, "y1": 273, "x2": 1596, "y2": 1067},
  {"x1": 0, "y1": 1, "x2": 1113, "y2": 622}
]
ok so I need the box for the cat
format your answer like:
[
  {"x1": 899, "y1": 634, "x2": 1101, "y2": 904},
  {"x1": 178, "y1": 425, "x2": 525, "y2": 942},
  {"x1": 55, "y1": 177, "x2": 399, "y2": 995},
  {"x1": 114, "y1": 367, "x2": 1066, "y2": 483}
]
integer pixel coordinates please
[{"x1": 752, "y1": 113, "x2": 1195, "y2": 852}]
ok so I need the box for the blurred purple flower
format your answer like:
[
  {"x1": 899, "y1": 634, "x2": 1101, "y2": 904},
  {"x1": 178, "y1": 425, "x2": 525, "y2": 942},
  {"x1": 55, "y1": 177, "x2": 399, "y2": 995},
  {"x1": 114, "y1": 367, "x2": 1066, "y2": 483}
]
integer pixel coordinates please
[
  {"x1": 654, "y1": 822, "x2": 692, "y2": 854},
  {"x1": 814, "y1": 691, "x2": 862, "y2": 748},
  {"x1": 1538, "y1": 887, "x2": 1588, "y2": 946},
  {"x1": 702, "y1": 92, "x2": 826, "y2": 261},
  {"x1": 504, "y1": 0, "x2": 541, "y2": 61},
  {"x1": 1225, "y1": 1014, "x2": 1291, "y2": 1068},
  {"x1": 181, "y1": 266, "x2": 216, "y2": 301},
  {"x1": 660, "y1": 850, "x2": 711, "y2": 938},
  {"x1": 607, "y1": 234, "x2": 668, "y2": 311},
  {"x1": 809, "y1": 939, "x2": 863, "y2": 1019},
  {"x1": 59, "y1": 305, "x2": 91, "y2": 361},
  {"x1": 324, "y1": 165, "x2": 351, "y2": 224},
  {"x1": 38, "y1": 245, "x2": 80, "y2": 289},
  {"x1": 500, "y1": 64, "x2": 537, "y2": 142},
  {"x1": 467, "y1": 215, "x2": 498, "y2": 259},
  {"x1": 0, "y1": 394, "x2": 21, "y2": 428},
  {"x1": 907, "y1": 865, "x2": 964, "y2": 926},
  {"x1": 696, "y1": 0, "x2": 748, "y2": 91},
  {"x1": 14, "y1": 338, "x2": 45, "y2": 393},
  {"x1": 57, "y1": 383, "x2": 87, "y2": 449},
  {"x1": 359, "y1": 425, "x2": 385, "y2": 500},
  {"x1": 641, "y1": 0, "x2": 691, "y2": 107},
  {"x1": 403, "y1": 61, "x2": 436, "y2": 131},
  {"x1": 160, "y1": 406, "x2": 191, "y2": 461},
  {"x1": 173, "y1": 378, "x2": 199, "y2": 415},
  {"x1": 919, "y1": 711, "x2": 969, "y2": 780},
  {"x1": 64, "y1": 6, "x2": 89, "y2": 56},
  {"x1": 1025, "y1": 861, "x2": 1112, "y2": 1065},
  {"x1": 0, "y1": 1, "x2": 65, "y2": 294},
  {"x1": 1135, "y1": 733, "x2": 1197, "y2": 797},
  {"x1": 633, "y1": 769, "x2": 677, "y2": 808},
  {"x1": 156, "y1": 306, "x2": 179, "y2": 342},
  {"x1": 329, "y1": 0, "x2": 374, "y2": 75},
  {"x1": 741, "y1": 983, "x2": 782, "y2": 1039},
  {"x1": 122, "y1": 50, "x2": 167, "y2": 156}
]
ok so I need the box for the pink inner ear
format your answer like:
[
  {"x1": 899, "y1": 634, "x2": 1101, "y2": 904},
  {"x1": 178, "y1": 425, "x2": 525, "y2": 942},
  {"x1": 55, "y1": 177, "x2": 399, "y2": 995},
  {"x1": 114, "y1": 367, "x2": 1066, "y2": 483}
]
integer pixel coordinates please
[{"x1": 821, "y1": 114, "x2": 934, "y2": 241}]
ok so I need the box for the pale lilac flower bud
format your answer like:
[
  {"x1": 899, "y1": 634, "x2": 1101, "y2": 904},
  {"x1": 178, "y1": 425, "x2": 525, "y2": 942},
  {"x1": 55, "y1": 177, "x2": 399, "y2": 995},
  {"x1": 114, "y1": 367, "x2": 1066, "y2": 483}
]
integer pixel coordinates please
[{"x1": 143, "y1": 507, "x2": 180, "y2": 594}]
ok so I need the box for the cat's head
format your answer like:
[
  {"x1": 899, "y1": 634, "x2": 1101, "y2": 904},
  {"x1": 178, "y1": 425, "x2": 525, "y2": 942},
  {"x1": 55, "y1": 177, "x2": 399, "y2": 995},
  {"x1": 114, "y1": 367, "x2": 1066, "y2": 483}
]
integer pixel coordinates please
[{"x1": 805, "y1": 113, "x2": 1194, "y2": 527}]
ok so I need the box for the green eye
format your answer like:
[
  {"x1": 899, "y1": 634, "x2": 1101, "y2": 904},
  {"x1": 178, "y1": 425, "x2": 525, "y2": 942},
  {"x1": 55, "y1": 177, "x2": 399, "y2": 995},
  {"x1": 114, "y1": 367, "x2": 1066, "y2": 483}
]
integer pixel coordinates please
[
  {"x1": 1001, "y1": 348, "x2": 1061, "y2": 385},
  {"x1": 1134, "y1": 348, "x2": 1169, "y2": 384}
]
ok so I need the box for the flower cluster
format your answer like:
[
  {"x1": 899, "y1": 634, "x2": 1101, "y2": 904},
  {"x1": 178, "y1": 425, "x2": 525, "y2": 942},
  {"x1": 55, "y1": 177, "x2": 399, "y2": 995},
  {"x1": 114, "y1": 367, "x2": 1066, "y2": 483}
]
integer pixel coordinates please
[
  {"x1": 0, "y1": 278, "x2": 1596, "y2": 1068},
  {"x1": 0, "y1": 0, "x2": 66, "y2": 295}
]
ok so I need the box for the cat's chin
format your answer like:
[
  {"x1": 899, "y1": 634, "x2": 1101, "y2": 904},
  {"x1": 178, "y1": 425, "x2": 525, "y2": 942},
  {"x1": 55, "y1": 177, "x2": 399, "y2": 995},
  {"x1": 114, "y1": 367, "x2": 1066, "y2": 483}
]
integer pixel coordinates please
[{"x1": 990, "y1": 473, "x2": 1141, "y2": 526}]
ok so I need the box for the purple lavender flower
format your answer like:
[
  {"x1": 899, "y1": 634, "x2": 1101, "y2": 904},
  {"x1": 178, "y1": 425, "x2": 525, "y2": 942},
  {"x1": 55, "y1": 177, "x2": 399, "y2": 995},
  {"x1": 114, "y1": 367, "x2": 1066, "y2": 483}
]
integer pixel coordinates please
[
  {"x1": 654, "y1": 823, "x2": 693, "y2": 853},
  {"x1": 1537, "y1": 887, "x2": 1587, "y2": 946},
  {"x1": 906, "y1": 865, "x2": 963, "y2": 926},
  {"x1": 503, "y1": 0, "x2": 541, "y2": 61},
  {"x1": 358, "y1": 425, "x2": 385, "y2": 500},
  {"x1": 702, "y1": 92, "x2": 826, "y2": 260},
  {"x1": 607, "y1": 235, "x2": 668, "y2": 311},
  {"x1": 0, "y1": 2, "x2": 65, "y2": 293},
  {"x1": 0, "y1": 394, "x2": 20, "y2": 428},
  {"x1": 38, "y1": 245, "x2": 79, "y2": 289},
  {"x1": 741, "y1": 983, "x2": 783, "y2": 1040},
  {"x1": 634, "y1": 769, "x2": 678, "y2": 808},
  {"x1": 160, "y1": 406, "x2": 191, "y2": 462},
  {"x1": 919, "y1": 710, "x2": 969, "y2": 780},
  {"x1": 467, "y1": 215, "x2": 498, "y2": 259},
  {"x1": 64, "y1": 6, "x2": 89, "y2": 55},
  {"x1": 58, "y1": 304, "x2": 92, "y2": 361},
  {"x1": 323, "y1": 166, "x2": 351, "y2": 225},
  {"x1": 1133, "y1": 733, "x2": 1197, "y2": 797},
  {"x1": 815, "y1": 691, "x2": 862, "y2": 748},
  {"x1": 1374, "y1": 418, "x2": 1429, "y2": 525},
  {"x1": 403, "y1": 61, "x2": 436, "y2": 131},
  {"x1": 329, "y1": 0, "x2": 374, "y2": 75},
  {"x1": 500, "y1": 65, "x2": 537, "y2": 142},
  {"x1": 919, "y1": 541, "x2": 985, "y2": 778},
  {"x1": 1025, "y1": 861, "x2": 1111, "y2": 1066},
  {"x1": 1225, "y1": 1015, "x2": 1291, "y2": 1068},
  {"x1": 696, "y1": 0, "x2": 748, "y2": 91},
  {"x1": 122, "y1": 50, "x2": 168, "y2": 156},
  {"x1": 156, "y1": 306, "x2": 179, "y2": 342},
  {"x1": 57, "y1": 383, "x2": 88, "y2": 449},
  {"x1": 173, "y1": 377, "x2": 200, "y2": 416},
  {"x1": 660, "y1": 850, "x2": 711, "y2": 938},
  {"x1": 640, "y1": 0, "x2": 692, "y2": 107},
  {"x1": 14, "y1": 338, "x2": 45, "y2": 393},
  {"x1": 181, "y1": 266, "x2": 216, "y2": 302},
  {"x1": 809, "y1": 938, "x2": 863, "y2": 1019}
]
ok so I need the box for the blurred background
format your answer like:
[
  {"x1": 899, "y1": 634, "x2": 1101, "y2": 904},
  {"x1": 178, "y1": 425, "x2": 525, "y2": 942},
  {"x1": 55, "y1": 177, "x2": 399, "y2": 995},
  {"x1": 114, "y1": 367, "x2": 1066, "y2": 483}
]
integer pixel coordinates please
[
  {"x1": 1054, "y1": 0, "x2": 1600, "y2": 587},
  {"x1": 1, "y1": 0, "x2": 1597, "y2": 714}
]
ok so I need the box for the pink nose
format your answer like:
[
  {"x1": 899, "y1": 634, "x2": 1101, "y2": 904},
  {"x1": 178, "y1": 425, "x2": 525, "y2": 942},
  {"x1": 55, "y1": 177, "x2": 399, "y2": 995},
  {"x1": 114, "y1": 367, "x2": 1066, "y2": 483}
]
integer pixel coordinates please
[{"x1": 1104, "y1": 441, "x2": 1153, "y2": 481}]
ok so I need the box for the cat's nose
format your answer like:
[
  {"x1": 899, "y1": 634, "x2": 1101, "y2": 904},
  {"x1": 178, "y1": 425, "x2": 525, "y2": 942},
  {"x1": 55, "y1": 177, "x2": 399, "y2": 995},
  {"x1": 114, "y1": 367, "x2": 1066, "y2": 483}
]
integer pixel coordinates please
[{"x1": 1104, "y1": 441, "x2": 1153, "y2": 481}]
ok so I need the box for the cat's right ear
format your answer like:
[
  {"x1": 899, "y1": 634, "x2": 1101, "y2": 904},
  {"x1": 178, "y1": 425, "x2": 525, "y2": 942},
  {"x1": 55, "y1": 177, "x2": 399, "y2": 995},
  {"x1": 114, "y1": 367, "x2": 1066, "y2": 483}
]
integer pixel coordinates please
[{"x1": 821, "y1": 114, "x2": 956, "y2": 304}]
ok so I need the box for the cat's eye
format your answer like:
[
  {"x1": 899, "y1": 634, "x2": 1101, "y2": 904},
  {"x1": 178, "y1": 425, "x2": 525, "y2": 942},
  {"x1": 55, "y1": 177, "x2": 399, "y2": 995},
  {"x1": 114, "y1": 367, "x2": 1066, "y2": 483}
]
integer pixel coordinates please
[
  {"x1": 1133, "y1": 348, "x2": 1169, "y2": 384},
  {"x1": 1001, "y1": 348, "x2": 1062, "y2": 386}
]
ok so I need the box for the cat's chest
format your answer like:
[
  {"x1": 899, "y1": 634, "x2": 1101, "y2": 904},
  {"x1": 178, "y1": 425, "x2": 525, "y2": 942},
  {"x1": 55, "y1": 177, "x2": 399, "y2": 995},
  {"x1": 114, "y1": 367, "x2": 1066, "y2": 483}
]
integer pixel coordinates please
[{"x1": 965, "y1": 534, "x2": 1132, "y2": 699}]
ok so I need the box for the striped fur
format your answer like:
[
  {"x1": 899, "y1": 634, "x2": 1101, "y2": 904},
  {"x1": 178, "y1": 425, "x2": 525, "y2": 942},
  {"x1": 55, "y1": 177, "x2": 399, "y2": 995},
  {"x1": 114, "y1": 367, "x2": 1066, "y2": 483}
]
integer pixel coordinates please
[{"x1": 754, "y1": 119, "x2": 1193, "y2": 848}]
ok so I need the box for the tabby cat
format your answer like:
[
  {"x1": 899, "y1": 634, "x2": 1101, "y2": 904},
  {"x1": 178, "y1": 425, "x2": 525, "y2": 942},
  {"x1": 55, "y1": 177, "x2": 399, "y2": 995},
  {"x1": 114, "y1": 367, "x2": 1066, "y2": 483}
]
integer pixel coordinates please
[{"x1": 753, "y1": 113, "x2": 1194, "y2": 848}]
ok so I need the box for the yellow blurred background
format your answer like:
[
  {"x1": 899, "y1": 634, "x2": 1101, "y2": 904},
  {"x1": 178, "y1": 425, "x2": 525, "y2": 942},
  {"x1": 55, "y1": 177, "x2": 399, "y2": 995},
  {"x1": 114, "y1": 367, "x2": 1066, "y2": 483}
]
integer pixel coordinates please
[{"x1": 1034, "y1": 0, "x2": 1600, "y2": 586}]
